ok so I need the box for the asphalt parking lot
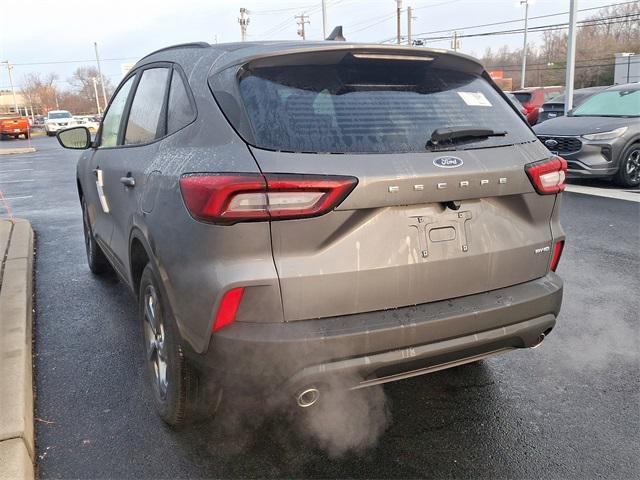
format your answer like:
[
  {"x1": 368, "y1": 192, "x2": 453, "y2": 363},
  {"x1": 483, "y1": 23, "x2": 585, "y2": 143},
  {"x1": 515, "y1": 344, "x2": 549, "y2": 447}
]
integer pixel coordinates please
[{"x1": 1, "y1": 136, "x2": 638, "y2": 479}]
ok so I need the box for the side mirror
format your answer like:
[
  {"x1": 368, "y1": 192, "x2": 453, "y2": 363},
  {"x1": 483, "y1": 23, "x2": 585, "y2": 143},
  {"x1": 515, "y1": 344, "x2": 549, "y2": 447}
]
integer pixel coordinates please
[{"x1": 57, "y1": 126, "x2": 92, "y2": 150}]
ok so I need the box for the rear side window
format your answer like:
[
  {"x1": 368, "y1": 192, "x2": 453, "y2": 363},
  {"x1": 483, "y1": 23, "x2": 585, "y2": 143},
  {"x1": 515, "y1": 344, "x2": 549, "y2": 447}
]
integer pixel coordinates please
[
  {"x1": 167, "y1": 70, "x2": 195, "y2": 134},
  {"x1": 125, "y1": 68, "x2": 170, "y2": 145},
  {"x1": 237, "y1": 63, "x2": 535, "y2": 153}
]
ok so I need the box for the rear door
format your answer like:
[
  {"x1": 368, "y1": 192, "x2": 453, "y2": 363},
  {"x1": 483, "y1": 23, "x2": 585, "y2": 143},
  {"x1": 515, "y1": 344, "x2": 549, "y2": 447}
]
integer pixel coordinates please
[{"x1": 224, "y1": 52, "x2": 559, "y2": 321}]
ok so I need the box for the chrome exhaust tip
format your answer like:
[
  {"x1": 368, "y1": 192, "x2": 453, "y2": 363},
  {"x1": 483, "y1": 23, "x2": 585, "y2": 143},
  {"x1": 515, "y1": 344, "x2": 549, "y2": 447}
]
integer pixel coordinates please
[
  {"x1": 530, "y1": 332, "x2": 546, "y2": 349},
  {"x1": 296, "y1": 388, "x2": 320, "y2": 408}
]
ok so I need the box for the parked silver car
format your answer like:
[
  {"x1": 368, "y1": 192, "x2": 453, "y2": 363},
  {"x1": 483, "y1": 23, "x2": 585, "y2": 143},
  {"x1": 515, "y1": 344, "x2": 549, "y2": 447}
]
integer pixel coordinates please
[
  {"x1": 534, "y1": 83, "x2": 640, "y2": 186},
  {"x1": 57, "y1": 42, "x2": 565, "y2": 426}
]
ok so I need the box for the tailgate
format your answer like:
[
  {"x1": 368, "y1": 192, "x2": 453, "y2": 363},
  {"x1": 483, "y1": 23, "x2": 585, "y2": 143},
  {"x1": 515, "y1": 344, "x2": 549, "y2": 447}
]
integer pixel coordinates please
[{"x1": 251, "y1": 145, "x2": 556, "y2": 321}]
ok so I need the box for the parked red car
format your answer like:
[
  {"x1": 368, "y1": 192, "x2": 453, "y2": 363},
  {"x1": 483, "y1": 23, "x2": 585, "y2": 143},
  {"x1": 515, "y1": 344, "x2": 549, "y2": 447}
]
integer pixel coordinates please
[
  {"x1": 0, "y1": 115, "x2": 30, "y2": 139},
  {"x1": 511, "y1": 86, "x2": 564, "y2": 125}
]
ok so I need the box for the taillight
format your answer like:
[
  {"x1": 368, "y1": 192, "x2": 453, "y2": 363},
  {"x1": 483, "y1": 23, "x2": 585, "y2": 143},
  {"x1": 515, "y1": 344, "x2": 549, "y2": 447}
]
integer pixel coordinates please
[
  {"x1": 525, "y1": 156, "x2": 567, "y2": 194},
  {"x1": 180, "y1": 173, "x2": 357, "y2": 224},
  {"x1": 549, "y1": 240, "x2": 564, "y2": 272},
  {"x1": 212, "y1": 287, "x2": 244, "y2": 332}
]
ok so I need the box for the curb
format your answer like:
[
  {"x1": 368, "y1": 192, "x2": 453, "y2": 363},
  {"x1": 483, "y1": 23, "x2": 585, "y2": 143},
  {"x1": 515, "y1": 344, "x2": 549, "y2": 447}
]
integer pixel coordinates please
[
  {"x1": 0, "y1": 148, "x2": 37, "y2": 156},
  {"x1": 0, "y1": 219, "x2": 35, "y2": 480}
]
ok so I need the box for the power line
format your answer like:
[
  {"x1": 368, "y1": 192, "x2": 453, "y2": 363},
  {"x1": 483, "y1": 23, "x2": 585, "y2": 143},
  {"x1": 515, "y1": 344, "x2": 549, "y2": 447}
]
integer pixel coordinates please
[
  {"x1": 379, "y1": 0, "x2": 638, "y2": 43},
  {"x1": 10, "y1": 57, "x2": 139, "y2": 67},
  {"x1": 414, "y1": 14, "x2": 638, "y2": 43}
]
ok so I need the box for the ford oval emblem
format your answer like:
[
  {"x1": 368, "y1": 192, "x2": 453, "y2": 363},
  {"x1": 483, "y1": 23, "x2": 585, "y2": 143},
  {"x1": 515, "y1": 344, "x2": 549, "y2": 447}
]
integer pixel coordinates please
[
  {"x1": 433, "y1": 156, "x2": 464, "y2": 168},
  {"x1": 544, "y1": 139, "x2": 559, "y2": 148}
]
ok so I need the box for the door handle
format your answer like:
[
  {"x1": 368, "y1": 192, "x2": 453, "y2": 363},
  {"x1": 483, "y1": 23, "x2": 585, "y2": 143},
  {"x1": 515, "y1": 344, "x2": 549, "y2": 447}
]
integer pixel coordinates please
[
  {"x1": 92, "y1": 168, "x2": 99, "y2": 177},
  {"x1": 120, "y1": 176, "x2": 136, "y2": 188}
]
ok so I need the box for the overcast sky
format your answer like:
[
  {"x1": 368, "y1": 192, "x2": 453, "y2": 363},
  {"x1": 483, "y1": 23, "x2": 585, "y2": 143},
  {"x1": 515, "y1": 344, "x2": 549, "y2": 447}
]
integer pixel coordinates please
[{"x1": 0, "y1": 0, "x2": 625, "y2": 92}]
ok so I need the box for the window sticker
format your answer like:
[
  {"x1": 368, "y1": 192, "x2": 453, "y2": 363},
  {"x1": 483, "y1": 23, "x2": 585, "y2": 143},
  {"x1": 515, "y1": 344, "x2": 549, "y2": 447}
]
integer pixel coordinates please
[{"x1": 457, "y1": 91, "x2": 492, "y2": 107}]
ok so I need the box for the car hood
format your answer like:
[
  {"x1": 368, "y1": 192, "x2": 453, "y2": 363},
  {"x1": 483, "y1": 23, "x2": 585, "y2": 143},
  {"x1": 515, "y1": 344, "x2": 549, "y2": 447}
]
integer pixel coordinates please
[{"x1": 533, "y1": 115, "x2": 633, "y2": 136}]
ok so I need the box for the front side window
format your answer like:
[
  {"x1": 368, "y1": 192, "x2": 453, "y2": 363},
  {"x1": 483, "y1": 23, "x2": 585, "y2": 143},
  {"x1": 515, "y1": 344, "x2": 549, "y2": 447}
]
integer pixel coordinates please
[
  {"x1": 125, "y1": 68, "x2": 170, "y2": 145},
  {"x1": 100, "y1": 76, "x2": 135, "y2": 148},
  {"x1": 571, "y1": 88, "x2": 640, "y2": 117},
  {"x1": 167, "y1": 70, "x2": 195, "y2": 134},
  {"x1": 236, "y1": 62, "x2": 535, "y2": 153}
]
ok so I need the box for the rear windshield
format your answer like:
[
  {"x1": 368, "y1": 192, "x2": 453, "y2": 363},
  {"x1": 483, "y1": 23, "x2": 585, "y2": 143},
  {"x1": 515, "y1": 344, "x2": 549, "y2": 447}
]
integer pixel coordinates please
[
  {"x1": 512, "y1": 92, "x2": 532, "y2": 104},
  {"x1": 237, "y1": 62, "x2": 535, "y2": 153}
]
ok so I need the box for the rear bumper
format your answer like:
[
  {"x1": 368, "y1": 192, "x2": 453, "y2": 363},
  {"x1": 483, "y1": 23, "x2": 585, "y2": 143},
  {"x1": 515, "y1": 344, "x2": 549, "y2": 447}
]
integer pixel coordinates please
[{"x1": 191, "y1": 273, "x2": 563, "y2": 392}]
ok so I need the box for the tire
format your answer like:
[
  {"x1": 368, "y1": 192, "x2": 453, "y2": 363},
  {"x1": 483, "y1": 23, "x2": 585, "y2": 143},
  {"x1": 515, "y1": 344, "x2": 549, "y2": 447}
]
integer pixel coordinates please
[
  {"x1": 81, "y1": 198, "x2": 111, "y2": 274},
  {"x1": 23, "y1": 132, "x2": 30, "y2": 139},
  {"x1": 139, "y1": 264, "x2": 198, "y2": 426},
  {"x1": 615, "y1": 143, "x2": 640, "y2": 188},
  {"x1": 46, "y1": 131, "x2": 54, "y2": 137}
]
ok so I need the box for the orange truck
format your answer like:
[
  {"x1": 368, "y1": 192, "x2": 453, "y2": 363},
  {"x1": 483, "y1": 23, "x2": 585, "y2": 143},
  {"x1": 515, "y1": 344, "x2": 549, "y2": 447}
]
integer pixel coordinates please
[{"x1": 0, "y1": 115, "x2": 30, "y2": 140}]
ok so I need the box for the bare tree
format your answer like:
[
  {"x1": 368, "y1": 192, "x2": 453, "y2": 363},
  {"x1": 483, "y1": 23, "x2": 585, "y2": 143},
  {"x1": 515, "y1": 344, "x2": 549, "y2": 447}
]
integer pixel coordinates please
[
  {"x1": 481, "y1": 2, "x2": 640, "y2": 88},
  {"x1": 68, "y1": 66, "x2": 114, "y2": 113},
  {"x1": 20, "y1": 73, "x2": 59, "y2": 114}
]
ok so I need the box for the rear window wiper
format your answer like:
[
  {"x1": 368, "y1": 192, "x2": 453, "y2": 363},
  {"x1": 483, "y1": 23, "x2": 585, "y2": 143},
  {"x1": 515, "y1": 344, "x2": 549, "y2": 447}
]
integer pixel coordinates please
[{"x1": 426, "y1": 126, "x2": 507, "y2": 150}]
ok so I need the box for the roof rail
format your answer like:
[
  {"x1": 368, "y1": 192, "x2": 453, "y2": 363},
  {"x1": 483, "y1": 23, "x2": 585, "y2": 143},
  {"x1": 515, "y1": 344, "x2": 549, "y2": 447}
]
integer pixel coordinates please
[{"x1": 138, "y1": 42, "x2": 210, "y2": 62}]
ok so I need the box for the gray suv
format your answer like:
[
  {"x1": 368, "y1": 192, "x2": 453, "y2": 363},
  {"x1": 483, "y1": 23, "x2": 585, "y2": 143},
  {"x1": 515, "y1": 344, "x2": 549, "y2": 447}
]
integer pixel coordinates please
[{"x1": 57, "y1": 42, "x2": 565, "y2": 426}]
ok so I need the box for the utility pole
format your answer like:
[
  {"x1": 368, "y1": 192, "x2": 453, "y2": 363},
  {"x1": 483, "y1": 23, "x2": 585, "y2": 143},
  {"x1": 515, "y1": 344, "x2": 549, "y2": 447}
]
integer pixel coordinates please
[
  {"x1": 407, "y1": 6, "x2": 413, "y2": 46},
  {"x1": 565, "y1": 0, "x2": 578, "y2": 114},
  {"x1": 92, "y1": 77, "x2": 102, "y2": 114},
  {"x1": 451, "y1": 31, "x2": 460, "y2": 52},
  {"x1": 322, "y1": 0, "x2": 328, "y2": 39},
  {"x1": 396, "y1": 0, "x2": 403, "y2": 44},
  {"x1": 520, "y1": 0, "x2": 530, "y2": 89},
  {"x1": 239, "y1": 8, "x2": 249, "y2": 42},
  {"x1": 94, "y1": 42, "x2": 109, "y2": 108},
  {"x1": 296, "y1": 14, "x2": 310, "y2": 40},
  {"x1": 1, "y1": 62, "x2": 19, "y2": 114}
]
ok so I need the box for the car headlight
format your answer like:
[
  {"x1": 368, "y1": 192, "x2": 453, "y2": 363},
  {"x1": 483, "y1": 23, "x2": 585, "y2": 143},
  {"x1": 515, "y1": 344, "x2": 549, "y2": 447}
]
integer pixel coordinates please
[
  {"x1": 539, "y1": 107, "x2": 544, "y2": 113},
  {"x1": 582, "y1": 127, "x2": 628, "y2": 141}
]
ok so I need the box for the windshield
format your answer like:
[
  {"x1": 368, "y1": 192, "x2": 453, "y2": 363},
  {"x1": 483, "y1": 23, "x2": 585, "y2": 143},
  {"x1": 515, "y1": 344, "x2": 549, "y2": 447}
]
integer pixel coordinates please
[
  {"x1": 236, "y1": 63, "x2": 535, "y2": 154},
  {"x1": 572, "y1": 88, "x2": 640, "y2": 117},
  {"x1": 49, "y1": 111, "x2": 72, "y2": 119}
]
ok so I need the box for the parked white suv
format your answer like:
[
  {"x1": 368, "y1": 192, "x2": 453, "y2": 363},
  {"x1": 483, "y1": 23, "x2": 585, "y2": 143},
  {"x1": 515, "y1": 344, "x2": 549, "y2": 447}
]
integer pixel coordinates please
[{"x1": 45, "y1": 110, "x2": 77, "y2": 136}]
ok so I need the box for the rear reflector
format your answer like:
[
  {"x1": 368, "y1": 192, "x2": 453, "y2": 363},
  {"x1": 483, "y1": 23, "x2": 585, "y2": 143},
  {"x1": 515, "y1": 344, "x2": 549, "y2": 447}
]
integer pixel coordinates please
[
  {"x1": 550, "y1": 240, "x2": 564, "y2": 272},
  {"x1": 525, "y1": 156, "x2": 567, "y2": 194},
  {"x1": 180, "y1": 173, "x2": 357, "y2": 224},
  {"x1": 212, "y1": 287, "x2": 244, "y2": 332}
]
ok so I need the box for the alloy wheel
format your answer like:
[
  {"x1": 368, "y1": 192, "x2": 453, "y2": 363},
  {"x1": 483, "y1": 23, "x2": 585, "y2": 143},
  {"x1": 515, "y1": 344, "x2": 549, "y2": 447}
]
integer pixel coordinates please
[
  {"x1": 625, "y1": 148, "x2": 640, "y2": 184},
  {"x1": 143, "y1": 285, "x2": 169, "y2": 400}
]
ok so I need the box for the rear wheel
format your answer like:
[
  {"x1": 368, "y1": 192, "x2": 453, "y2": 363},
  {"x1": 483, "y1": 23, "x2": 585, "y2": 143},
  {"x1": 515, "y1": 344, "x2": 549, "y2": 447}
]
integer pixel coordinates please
[
  {"x1": 23, "y1": 131, "x2": 30, "y2": 139},
  {"x1": 139, "y1": 264, "x2": 198, "y2": 426},
  {"x1": 81, "y1": 198, "x2": 111, "y2": 274},
  {"x1": 615, "y1": 143, "x2": 640, "y2": 188}
]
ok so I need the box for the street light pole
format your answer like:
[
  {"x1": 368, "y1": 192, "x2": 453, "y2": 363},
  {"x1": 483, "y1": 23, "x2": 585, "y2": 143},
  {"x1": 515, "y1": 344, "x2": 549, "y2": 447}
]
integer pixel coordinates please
[
  {"x1": 94, "y1": 42, "x2": 109, "y2": 108},
  {"x1": 565, "y1": 0, "x2": 578, "y2": 114},
  {"x1": 92, "y1": 77, "x2": 102, "y2": 115},
  {"x1": 520, "y1": 0, "x2": 529, "y2": 89},
  {"x1": 1, "y1": 61, "x2": 19, "y2": 114},
  {"x1": 396, "y1": 0, "x2": 403, "y2": 45},
  {"x1": 322, "y1": 0, "x2": 328, "y2": 39}
]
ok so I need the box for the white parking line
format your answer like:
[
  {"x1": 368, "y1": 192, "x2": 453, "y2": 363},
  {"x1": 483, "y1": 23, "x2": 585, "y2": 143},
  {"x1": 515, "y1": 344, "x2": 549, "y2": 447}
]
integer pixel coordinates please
[
  {"x1": 0, "y1": 168, "x2": 34, "y2": 173},
  {"x1": 0, "y1": 179, "x2": 35, "y2": 184},
  {"x1": 565, "y1": 185, "x2": 640, "y2": 203},
  {"x1": 1, "y1": 195, "x2": 32, "y2": 201}
]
